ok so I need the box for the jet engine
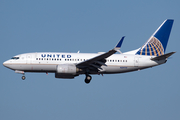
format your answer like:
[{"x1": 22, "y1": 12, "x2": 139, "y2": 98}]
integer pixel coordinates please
[{"x1": 55, "y1": 64, "x2": 79, "y2": 79}]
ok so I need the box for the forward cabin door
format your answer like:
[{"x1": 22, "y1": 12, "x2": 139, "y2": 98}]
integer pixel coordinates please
[
  {"x1": 25, "y1": 54, "x2": 33, "y2": 71},
  {"x1": 26, "y1": 54, "x2": 32, "y2": 64}
]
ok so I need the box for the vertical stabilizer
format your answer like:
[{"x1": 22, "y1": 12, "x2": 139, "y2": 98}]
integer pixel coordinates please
[{"x1": 136, "y1": 19, "x2": 174, "y2": 56}]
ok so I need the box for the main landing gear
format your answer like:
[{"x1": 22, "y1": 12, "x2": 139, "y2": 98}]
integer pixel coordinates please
[{"x1": 85, "y1": 74, "x2": 92, "y2": 84}]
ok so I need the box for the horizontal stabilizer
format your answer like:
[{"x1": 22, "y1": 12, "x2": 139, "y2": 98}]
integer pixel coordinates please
[{"x1": 151, "y1": 52, "x2": 176, "y2": 61}]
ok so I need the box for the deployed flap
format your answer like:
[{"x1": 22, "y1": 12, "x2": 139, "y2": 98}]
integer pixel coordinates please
[
  {"x1": 76, "y1": 37, "x2": 125, "y2": 68},
  {"x1": 151, "y1": 52, "x2": 176, "y2": 61}
]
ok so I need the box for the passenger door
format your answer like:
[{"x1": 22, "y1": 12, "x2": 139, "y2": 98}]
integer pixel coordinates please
[{"x1": 26, "y1": 54, "x2": 32, "y2": 64}]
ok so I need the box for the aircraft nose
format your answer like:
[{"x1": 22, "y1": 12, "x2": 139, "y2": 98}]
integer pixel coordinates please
[
  {"x1": 3, "y1": 61, "x2": 8, "y2": 67},
  {"x1": 3, "y1": 60, "x2": 16, "y2": 70},
  {"x1": 3, "y1": 60, "x2": 10, "y2": 68}
]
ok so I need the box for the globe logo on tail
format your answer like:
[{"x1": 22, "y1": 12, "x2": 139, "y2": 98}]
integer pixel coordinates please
[{"x1": 136, "y1": 37, "x2": 164, "y2": 56}]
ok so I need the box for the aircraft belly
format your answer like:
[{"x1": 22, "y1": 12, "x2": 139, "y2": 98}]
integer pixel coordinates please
[
  {"x1": 13, "y1": 64, "x2": 57, "y2": 72},
  {"x1": 101, "y1": 66, "x2": 138, "y2": 74}
]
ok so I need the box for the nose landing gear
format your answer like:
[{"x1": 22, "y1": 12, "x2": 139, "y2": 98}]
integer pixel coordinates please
[
  {"x1": 22, "y1": 75, "x2": 26, "y2": 80},
  {"x1": 15, "y1": 70, "x2": 26, "y2": 80}
]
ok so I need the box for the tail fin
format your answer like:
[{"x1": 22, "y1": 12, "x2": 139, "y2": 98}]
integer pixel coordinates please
[{"x1": 136, "y1": 19, "x2": 174, "y2": 56}]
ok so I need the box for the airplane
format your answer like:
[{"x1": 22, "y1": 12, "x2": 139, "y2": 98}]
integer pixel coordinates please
[{"x1": 3, "y1": 19, "x2": 175, "y2": 84}]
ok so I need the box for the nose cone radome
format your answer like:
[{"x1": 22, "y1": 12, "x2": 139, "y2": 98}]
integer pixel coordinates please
[
  {"x1": 3, "y1": 60, "x2": 11, "y2": 69},
  {"x1": 3, "y1": 61, "x2": 8, "y2": 67}
]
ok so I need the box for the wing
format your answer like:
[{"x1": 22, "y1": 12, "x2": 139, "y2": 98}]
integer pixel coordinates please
[{"x1": 76, "y1": 36, "x2": 125, "y2": 71}]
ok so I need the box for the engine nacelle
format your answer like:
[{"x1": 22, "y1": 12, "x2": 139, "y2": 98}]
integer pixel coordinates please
[
  {"x1": 55, "y1": 64, "x2": 81, "y2": 79},
  {"x1": 56, "y1": 64, "x2": 77, "y2": 75}
]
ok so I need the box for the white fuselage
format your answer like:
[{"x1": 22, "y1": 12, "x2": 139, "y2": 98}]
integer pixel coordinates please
[
  {"x1": 3, "y1": 52, "x2": 165, "y2": 75},
  {"x1": 2, "y1": 19, "x2": 174, "y2": 83}
]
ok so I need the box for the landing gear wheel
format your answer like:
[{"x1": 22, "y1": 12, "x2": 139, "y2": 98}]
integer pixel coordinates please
[
  {"x1": 22, "y1": 76, "x2": 26, "y2": 80},
  {"x1": 85, "y1": 75, "x2": 92, "y2": 84}
]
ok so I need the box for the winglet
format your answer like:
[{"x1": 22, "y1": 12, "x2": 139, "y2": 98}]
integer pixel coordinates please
[{"x1": 115, "y1": 36, "x2": 125, "y2": 49}]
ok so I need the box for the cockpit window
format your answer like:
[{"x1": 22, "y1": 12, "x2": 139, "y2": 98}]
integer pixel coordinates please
[{"x1": 11, "y1": 57, "x2": 19, "y2": 60}]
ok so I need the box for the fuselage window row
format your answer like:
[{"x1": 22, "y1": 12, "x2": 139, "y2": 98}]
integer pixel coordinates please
[
  {"x1": 36, "y1": 58, "x2": 127, "y2": 62},
  {"x1": 36, "y1": 58, "x2": 86, "y2": 61},
  {"x1": 107, "y1": 59, "x2": 127, "y2": 62}
]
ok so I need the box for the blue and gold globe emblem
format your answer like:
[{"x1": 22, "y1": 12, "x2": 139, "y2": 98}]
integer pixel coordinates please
[{"x1": 137, "y1": 37, "x2": 164, "y2": 56}]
